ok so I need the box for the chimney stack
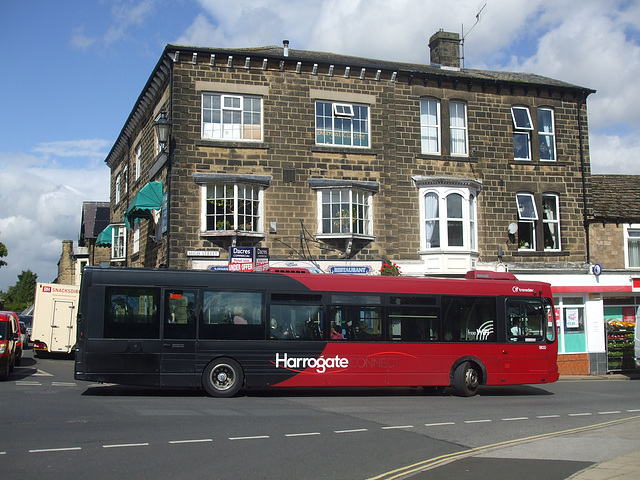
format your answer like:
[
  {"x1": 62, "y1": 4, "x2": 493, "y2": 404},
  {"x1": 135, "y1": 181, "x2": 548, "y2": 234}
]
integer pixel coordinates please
[
  {"x1": 429, "y1": 30, "x2": 461, "y2": 68},
  {"x1": 283, "y1": 40, "x2": 289, "y2": 57}
]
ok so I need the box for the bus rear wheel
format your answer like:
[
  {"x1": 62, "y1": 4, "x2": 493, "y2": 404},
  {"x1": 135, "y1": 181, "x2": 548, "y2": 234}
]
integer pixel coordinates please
[
  {"x1": 202, "y1": 358, "x2": 244, "y2": 398},
  {"x1": 453, "y1": 361, "x2": 479, "y2": 397}
]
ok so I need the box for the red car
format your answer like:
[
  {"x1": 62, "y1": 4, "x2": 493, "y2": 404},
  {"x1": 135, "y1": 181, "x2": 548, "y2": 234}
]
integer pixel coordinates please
[{"x1": 0, "y1": 311, "x2": 21, "y2": 380}]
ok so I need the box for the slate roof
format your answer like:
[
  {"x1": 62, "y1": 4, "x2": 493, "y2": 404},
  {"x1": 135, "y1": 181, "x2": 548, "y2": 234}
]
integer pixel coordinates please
[
  {"x1": 590, "y1": 175, "x2": 640, "y2": 222},
  {"x1": 172, "y1": 44, "x2": 595, "y2": 91},
  {"x1": 80, "y1": 201, "x2": 110, "y2": 244}
]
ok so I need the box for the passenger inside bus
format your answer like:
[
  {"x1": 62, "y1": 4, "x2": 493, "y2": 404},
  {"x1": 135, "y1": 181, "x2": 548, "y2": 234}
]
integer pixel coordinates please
[{"x1": 331, "y1": 323, "x2": 344, "y2": 340}]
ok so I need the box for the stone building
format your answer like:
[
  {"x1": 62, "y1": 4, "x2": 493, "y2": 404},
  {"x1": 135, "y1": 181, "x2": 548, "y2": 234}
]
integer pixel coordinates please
[
  {"x1": 584, "y1": 175, "x2": 640, "y2": 372},
  {"x1": 101, "y1": 31, "x2": 605, "y2": 373},
  {"x1": 55, "y1": 202, "x2": 110, "y2": 285}
]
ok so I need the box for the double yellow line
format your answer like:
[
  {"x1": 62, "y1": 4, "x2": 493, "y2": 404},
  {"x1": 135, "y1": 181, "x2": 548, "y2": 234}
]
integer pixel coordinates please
[{"x1": 368, "y1": 415, "x2": 640, "y2": 480}]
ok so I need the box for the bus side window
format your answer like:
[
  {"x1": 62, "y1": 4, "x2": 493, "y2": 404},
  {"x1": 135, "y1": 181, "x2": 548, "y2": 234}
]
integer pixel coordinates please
[
  {"x1": 104, "y1": 287, "x2": 160, "y2": 339},
  {"x1": 506, "y1": 298, "x2": 545, "y2": 343},
  {"x1": 201, "y1": 291, "x2": 264, "y2": 340},
  {"x1": 442, "y1": 296, "x2": 496, "y2": 342},
  {"x1": 165, "y1": 290, "x2": 197, "y2": 339}
]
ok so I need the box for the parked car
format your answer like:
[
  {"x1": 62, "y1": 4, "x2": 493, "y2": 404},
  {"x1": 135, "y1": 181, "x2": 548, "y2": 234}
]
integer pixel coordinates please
[
  {"x1": 0, "y1": 311, "x2": 20, "y2": 380},
  {"x1": 19, "y1": 320, "x2": 29, "y2": 346},
  {"x1": 18, "y1": 314, "x2": 32, "y2": 338}
]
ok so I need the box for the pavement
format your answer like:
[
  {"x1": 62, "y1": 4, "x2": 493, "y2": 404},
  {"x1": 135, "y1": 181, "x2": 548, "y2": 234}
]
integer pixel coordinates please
[
  {"x1": 561, "y1": 372, "x2": 640, "y2": 479},
  {"x1": 567, "y1": 449, "x2": 640, "y2": 479}
]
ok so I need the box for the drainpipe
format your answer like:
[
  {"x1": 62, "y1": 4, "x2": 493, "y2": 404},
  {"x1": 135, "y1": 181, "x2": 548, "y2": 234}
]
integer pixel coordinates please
[
  {"x1": 166, "y1": 55, "x2": 174, "y2": 268},
  {"x1": 577, "y1": 91, "x2": 590, "y2": 264}
]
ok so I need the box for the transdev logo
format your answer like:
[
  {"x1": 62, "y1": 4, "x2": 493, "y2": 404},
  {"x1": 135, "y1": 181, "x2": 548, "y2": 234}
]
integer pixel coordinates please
[
  {"x1": 512, "y1": 286, "x2": 535, "y2": 293},
  {"x1": 274, "y1": 353, "x2": 348, "y2": 373}
]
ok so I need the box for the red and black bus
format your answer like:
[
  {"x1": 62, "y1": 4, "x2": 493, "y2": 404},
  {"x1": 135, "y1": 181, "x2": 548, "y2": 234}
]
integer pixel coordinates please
[{"x1": 74, "y1": 266, "x2": 558, "y2": 397}]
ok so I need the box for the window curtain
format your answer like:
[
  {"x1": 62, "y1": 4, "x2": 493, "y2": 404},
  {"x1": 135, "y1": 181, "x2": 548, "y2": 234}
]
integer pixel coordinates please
[
  {"x1": 425, "y1": 193, "x2": 439, "y2": 248},
  {"x1": 629, "y1": 233, "x2": 640, "y2": 267}
]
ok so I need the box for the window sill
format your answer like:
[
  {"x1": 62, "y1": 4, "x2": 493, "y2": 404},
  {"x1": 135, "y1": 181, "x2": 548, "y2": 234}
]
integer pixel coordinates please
[
  {"x1": 418, "y1": 249, "x2": 479, "y2": 255},
  {"x1": 511, "y1": 250, "x2": 569, "y2": 257},
  {"x1": 416, "y1": 154, "x2": 478, "y2": 163},
  {"x1": 196, "y1": 139, "x2": 269, "y2": 149},
  {"x1": 316, "y1": 233, "x2": 375, "y2": 241},
  {"x1": 200, "y1": 231, "x2": 265, "y2": 239},
  {"x1": 311, "y1": 145, "x2": 379, "y2": 155}
]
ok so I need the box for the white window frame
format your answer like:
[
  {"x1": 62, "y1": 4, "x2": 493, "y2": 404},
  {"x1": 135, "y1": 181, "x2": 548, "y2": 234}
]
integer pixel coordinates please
[
  {"x1": 316, "y1": 188, "x2": 373, "y2": 237},
  {"x1": 200, "y1": 183, "x2": 265, "y2": 233},
  {"x1": 315, "y1": 100, "x2": 370, "y2": 148},
  {"x1": 419, "y1": 186, "x2": 478, "y2": 252},
  {"x1": 132, "y1": 220, "x2": 140, "y2": 254},
  {"x1": 115, "y1": 173, "x2": 121, "y2": 205},
  {"x1": 201, "y1": 93, "x2": 263, "y2": 141},
  {"x1": 625, "y1": 224, "x2": 640, "y2": 269},
  {"x1": 512, "y1": 106, "x2": 533, "y2": 161},
  {"x1": 111, "y1": 224, "x2": 126, "y2": 261},
  {"x1": 135, "y1": 144, "x2": 141, "y2": 180},
  {"x1": 538, "y1": 107, "x2": 556, "y2": 161},
  {"x1": 449, "y1": 101, "x2": 468, "y2": 156},
  {"x1": 420, "y1": 98, "x2": 441, "y2": 154},
  {"x1": 123, "y1": 165, "x2": 128, "y2": 195},
  {"x1": 516, "y1": 193, "x2": 538, "y2": 251},
  {"x1": 542, "y1": 193, "x2": 561, "y2": 251}
]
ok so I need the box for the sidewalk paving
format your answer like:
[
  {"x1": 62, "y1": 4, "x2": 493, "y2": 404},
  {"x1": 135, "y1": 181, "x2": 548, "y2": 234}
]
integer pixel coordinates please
[{"x1": 568, "y1": 449, "x2": 640, "y2": 480}]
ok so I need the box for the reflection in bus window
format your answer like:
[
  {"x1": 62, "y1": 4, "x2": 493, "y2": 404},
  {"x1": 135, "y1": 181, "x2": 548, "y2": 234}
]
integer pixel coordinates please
[
  {"x1": 201, "y1": 291, "x2": 263, "y2": 340},
  {"x1": 270, "y1": 294, "x2": 323, "y2": 340},
  {"x1": 442, "y1": 297, "x2": 496, "y2": 342},
  {"x1": 104, "y1": 287, "x2": 160, "y2": 339},
  {"x1": 388, "y1": 305, "x2": 439, "y2": 342},
  {"x1": 506, "y1": 298, "x2": 546, "y2": 343},
  {"x1": 165, "y1": 290, "x2": 197, "y2": 339},
  {"x1": 329, "y1": 305, "x2": 382, "y2": 341}
]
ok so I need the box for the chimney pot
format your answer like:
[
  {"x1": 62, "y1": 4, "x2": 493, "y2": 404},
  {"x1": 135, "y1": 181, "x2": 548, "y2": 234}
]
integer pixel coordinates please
[{"x1": 283, "y1": 40, "x2": 289, "y2": 57}]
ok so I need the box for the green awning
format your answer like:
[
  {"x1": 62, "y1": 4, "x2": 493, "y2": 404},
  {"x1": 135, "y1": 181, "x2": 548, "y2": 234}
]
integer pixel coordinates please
[
  {"x1": 96, "y1": 225, "x2": 113, "y2": 246},
  {"x1": 124, "y1": 181, "x2": 163, "y2": 228}
]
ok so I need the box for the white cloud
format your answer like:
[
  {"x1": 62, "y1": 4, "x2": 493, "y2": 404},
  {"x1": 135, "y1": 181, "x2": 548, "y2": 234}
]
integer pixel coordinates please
[{"x1": 0, "y1": 151, "x2": 109, "y2": 291}]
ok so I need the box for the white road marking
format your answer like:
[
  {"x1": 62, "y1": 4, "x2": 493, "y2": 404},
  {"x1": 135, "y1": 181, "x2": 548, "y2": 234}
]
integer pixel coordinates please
[
  {"x1": 425, "y1": 422, "x2": 455, "y2": 426},
  {"x1": 334, "y1": 428, "x2": 368, "y2": 434},
  {"x1": 285, "y1": 432, "x2": 321, "y2": 437},
  {"x1": 502, "y1": 417, "x2": 529, "y2": 421},
  {"x1": 169, "y1": 439, "x2": 213, "y2": 444},
  {"x1": 29, "y1": 447, "x2": 82, "y2": 453},
  {"x1": 464, "y1": 419, "x2": 492, "y2": 423},
  {"x1": 228, "y1": 435, "x2": 269, "y2": 441},
  {"x1": 382, "y1": 425, "x2": 414, "y2": 430},
  {"x1": 103, "y1": 443, "x2": 149, "y2": 448}
]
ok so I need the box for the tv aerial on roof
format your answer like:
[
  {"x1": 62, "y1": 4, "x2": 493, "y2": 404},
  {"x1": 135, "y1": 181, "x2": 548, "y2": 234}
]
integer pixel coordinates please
[{"x1": 461, "y1": 2, "x2": 487, "y2": 68}]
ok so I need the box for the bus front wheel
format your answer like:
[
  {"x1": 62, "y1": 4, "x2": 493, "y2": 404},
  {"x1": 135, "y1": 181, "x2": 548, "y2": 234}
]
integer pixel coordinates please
[
  {"x1": 453, "y1": 361, "x2": 479, "y2": 397},
  {"x1": 202, "y1": 358, "x2": 244, "y2": 398}
]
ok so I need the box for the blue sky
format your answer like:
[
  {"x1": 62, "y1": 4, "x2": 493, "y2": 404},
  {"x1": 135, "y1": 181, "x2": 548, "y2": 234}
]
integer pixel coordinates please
[{"x1": 1, "y1": 0, "x2": 639, "y2": 292}]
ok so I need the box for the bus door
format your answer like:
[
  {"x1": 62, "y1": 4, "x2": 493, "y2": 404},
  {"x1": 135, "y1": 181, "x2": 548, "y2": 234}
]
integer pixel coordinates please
[
  {"x1": 50, "y1": 300, "x2": 75, "y2": 353},
  {"x1": 161, "y1": 290, "x2": 198, "y2": 387},
  {"x1": 500, "y1": 298, "x2": 553, "y2": 380},
  {"x1": 93, "y1": 287, "x2": 162, "y2": 386}
]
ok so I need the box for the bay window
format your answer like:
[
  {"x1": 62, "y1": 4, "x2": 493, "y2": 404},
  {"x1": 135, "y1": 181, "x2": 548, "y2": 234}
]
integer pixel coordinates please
[
  {"x1": 419, "y1": 185, "x2": 478, "y2": 251},
  {"x1": 195, "y1": 174, "x2": 270, "y2": 236}
]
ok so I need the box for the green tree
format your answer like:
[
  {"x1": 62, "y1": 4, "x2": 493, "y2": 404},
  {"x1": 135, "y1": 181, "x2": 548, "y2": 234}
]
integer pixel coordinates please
[
  {"x1": 4, "y1": 270, "x2": 37, "y2": 312},
  {"x1": 0, "y1": 240, "x2": 7, "y2": 268}
]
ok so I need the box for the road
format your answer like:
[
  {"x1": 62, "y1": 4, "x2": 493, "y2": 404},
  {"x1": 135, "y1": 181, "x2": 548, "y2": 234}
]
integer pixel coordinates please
[{"x1": 2, "y1": 349, "x2": 640, "y2": 479}]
